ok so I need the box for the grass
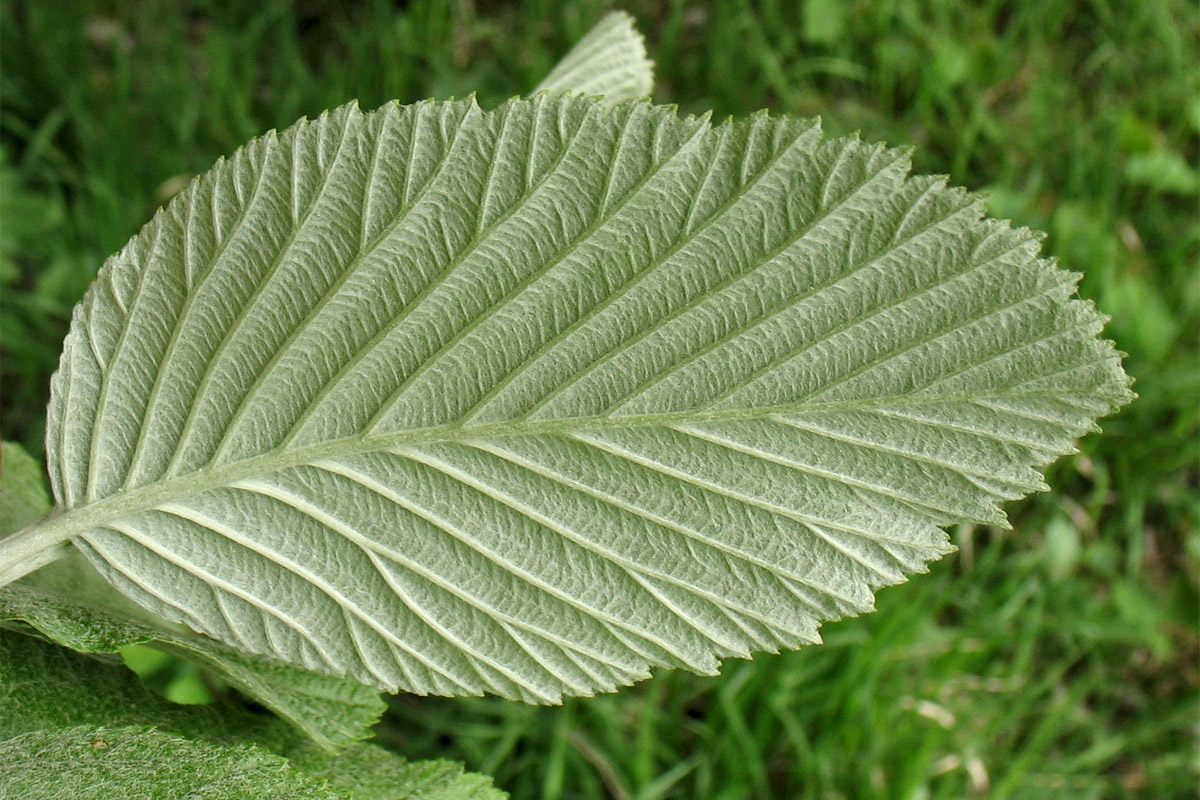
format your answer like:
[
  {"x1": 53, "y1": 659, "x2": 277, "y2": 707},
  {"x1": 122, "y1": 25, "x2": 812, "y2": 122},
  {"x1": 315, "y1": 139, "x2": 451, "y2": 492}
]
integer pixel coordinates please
[{"x1": 1, "y1": 0, "x2": 1196, "y2": 797}]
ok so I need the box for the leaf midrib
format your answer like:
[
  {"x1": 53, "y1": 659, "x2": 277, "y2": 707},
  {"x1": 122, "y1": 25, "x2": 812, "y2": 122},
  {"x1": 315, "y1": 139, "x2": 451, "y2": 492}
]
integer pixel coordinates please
[{"x1": 37, "y1": 387, "x2": 1081, "y2": 547}]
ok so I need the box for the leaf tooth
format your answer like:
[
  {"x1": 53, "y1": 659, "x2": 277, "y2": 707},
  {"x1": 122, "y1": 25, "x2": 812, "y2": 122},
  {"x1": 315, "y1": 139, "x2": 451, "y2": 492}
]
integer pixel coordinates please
[
  {"x1": 471, "y1": 435, "x2": 888, "y2": 615},
  {"x1": 391, "y1": 445, "x2": 729, "y2": 673}
]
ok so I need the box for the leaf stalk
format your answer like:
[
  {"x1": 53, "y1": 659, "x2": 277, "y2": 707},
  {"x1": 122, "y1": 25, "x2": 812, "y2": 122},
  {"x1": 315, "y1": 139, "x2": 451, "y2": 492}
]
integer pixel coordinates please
[{"x1": 0, "y1": 517, "x2": 73, "y2": 586}]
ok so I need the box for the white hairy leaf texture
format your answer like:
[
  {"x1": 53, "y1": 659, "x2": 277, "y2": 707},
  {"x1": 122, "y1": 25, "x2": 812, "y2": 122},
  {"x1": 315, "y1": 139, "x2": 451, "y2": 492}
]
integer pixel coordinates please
[
  {"x1": 0, "y1": 442, "x2": 52, "y2": 537},
  {"x1": 33, "y1": 94, "x2": 1130, "y2": 702},
  {"x1": 534, "y1": 11, "x2": 654, "y2": 101},
  {"x1": 1, "y1": 441, "x2": 384, "y2": 749}
]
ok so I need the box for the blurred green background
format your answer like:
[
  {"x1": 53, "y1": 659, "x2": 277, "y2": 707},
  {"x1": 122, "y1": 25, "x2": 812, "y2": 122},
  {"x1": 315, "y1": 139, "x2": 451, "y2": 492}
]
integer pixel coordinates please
[{"x1": 1, "y1": 1, "x2": 1196, "y2": 798}]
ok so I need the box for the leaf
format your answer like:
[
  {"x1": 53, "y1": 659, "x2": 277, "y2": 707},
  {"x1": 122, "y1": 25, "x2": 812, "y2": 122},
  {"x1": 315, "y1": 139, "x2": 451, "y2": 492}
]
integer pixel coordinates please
[
  {"x1": 1, "y1": 725, "x2": 340, "y2": 800},
  {"x1": 3, "y1": 439, "x2": 380, "y2": 752},
  {"x1": 11, "y1": 94, "x2": 1130, "y2": 703},
  {"x1": 534, "y1": 11, "x2": 654, "y2": 102},
  {"x1": 1, "y1": 441, "x2": 51, "y2": 537},
  {"x1": 285, "y1": 743, "x2": 506, "y2": 800},
  {"x1": 0, "y1": 629, "x2": 507, "y2": 799},
  {"x1": 0, "y1": 627, "x2": 241, "y2": 743},
  {"x1": 0, "y1": 441, "x2": 70, "y2": 584},
  {"x1": 1, "y1": 562, "x2": 386, "y2": 751},
  {"x1": 0, "y1": 629, "x2": 339, "y2": 800}
]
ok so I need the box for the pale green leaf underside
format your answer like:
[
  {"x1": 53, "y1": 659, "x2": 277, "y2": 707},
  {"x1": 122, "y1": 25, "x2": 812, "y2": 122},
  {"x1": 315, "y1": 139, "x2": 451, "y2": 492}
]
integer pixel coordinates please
[
  {"x1": 41, "y1": 95, "x2": 1130, "y2": 702},
  {"x1": 534, "y1": 11, "x2": 653, "y2": 102},
  {"x1": 1, "y1": 571, "x2": 385, "y2": 751},
  {"x1": 0, "y1": 442, "x2": 52, "y2": 537},
  {"x1": 2, "y1": 442, "x2": 384, "y2": 749}
]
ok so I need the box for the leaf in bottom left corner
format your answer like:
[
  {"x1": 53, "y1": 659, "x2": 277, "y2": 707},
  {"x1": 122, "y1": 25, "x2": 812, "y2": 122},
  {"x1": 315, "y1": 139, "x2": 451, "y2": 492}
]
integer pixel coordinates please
[{"x1": 0, "y1": 724, "x2": 341, "y2": 800}]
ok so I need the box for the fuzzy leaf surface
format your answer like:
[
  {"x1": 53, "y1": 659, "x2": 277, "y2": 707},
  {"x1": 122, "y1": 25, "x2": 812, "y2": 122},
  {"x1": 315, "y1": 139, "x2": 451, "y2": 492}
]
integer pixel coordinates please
[
  {"x1": 0, "y1": 442, "x2": 385, "y2": 752},
  {"x1": 534, "y1": 11, "x2": 654, "y2": 102},
  {"x1": 0, "y1": 630, "x2": 507, "y2": 799},
  {"x1": 0, "y1": 571, "x2": 385, "y2": 750},
  {"x1": 0, "y1": 442, "x2": 52, "y2": 537},
  {"x1": 32, "y1": 95, "x2": 1130, "y2": 701},
  {"x1": 0, "y1": 630, "x2": 338, "y2": 800},
  {"x1": 1, "y1": 725, "x2": 340, "y2": 800}
]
